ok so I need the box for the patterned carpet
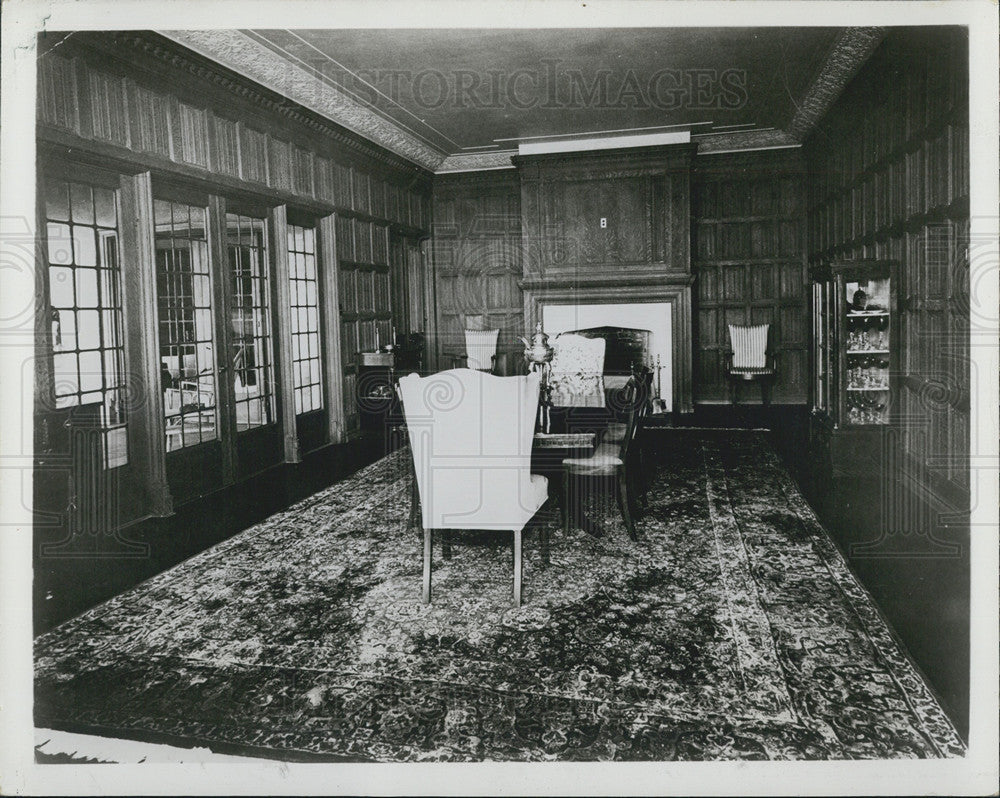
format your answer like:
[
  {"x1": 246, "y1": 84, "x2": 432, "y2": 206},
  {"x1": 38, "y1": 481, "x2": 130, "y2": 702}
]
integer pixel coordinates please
[{"x1": 34, "y1": 429, "x2": 965, "y2": 761}]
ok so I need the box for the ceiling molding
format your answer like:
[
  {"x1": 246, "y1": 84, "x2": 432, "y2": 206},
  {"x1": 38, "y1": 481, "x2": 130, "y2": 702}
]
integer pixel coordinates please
[
  {"x1": 785, "y1": 27, "x2": 886, "y2": 142},
  {"x1": 436, "y1": 151, "x2": 517, "y2": 174},
  {"x1": 694, "y1": 128, "x2": 799, "y2": 154},
  {"x1": 152, "y1": 27, "x2": 884, "y2": 173},
  {"x1": 158, "y1": 29, "x2": 447, "y2": 172}
]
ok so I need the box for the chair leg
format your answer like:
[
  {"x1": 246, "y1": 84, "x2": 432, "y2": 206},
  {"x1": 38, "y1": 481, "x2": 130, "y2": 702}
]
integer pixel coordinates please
[
  {"x1": 513, "y1": 529, "x2": 522, "y2": 608},
  {"x1": 761, "y1": 377, "x2": 772, "y2": 407},
  {"x1": 539, "y1": 505, "x2": 550, "y2": 565},
  {"x1": 561, "y1": 469, "x2": 571, "y2": 535},
  {"x1": 442, "y1": 530, "x2": 451, "y2": 560},
  {"x1": 422, "y1": 526, "x2": 432, "y2": 604},
  {"x1": 408, "y1": 476, "x2": 420, "y2": 534},
  {"x1": 617, "y1": 468, "x2": 639, "y2": 541}
]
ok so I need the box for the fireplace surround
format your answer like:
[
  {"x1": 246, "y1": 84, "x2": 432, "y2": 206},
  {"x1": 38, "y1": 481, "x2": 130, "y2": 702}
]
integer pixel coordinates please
[{"x1": 521, "y1": 273, "x2": 694, "y2": 413}]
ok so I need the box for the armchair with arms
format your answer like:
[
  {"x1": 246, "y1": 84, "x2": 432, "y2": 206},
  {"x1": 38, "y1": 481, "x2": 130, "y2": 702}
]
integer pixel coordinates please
[
  {"x1": 725, "y1": 323, "x2": 778, "y2": 405},
  {"x1": 445, "y1": 327, "x2": 506, "y2": 375}
]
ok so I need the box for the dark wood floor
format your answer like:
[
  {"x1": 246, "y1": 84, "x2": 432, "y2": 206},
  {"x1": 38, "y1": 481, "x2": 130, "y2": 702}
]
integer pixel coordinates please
[{"x1": 32, "y1": 404, "x2": 969, "y2": 740}]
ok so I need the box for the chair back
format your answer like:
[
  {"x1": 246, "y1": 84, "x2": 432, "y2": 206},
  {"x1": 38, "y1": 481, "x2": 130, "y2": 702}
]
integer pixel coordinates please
[
  {"x1": 549, "y1": 333, "x2": 606, "y2": 408},
  {"x1": 728, "y1": 323, "x2": 769, "y2": 369},
  {"x1": 614, "y1": 376, "x2": 640, "y2": 461},
  {"x1": 464, "y1": 328, "x2": 500, "y2": 371},
  {"x1": 398, "y1": 368, "x2": 542, "y2": 531}
]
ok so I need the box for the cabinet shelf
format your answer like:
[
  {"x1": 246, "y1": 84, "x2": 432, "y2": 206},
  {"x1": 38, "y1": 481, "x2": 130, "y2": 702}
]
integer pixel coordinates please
[
  {"x1": 846, "y1": 349, "x2": 890, "y2": 355},
  {"x1": 847, "y1": 386, "x2": 890, "y2": 392},
  {"x1": 846, "y1": 311, "x2": 890, "y2": 318}
]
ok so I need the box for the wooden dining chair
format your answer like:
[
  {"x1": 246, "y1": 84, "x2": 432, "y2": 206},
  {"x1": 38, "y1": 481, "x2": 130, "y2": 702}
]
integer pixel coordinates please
[
  {"x1": 599, "y1": 366, "x2": 653, "y2": 515},
  {"x1": 561, "y1": 376, "x2": 642, "y2": 541}
]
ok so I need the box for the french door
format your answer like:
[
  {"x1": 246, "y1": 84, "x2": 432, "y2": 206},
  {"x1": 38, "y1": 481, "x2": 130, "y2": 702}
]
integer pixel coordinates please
[{"x1": 153, "y1": 187, "x2": 281, "y2": 500}]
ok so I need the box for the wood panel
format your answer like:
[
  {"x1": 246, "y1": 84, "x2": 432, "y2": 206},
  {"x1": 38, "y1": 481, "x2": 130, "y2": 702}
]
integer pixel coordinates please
[
  {"x1": 515, "y1": 145, "x2": 694, "y2": 281},
  {"x1": 692, "y1": 149, "x2": 809, "y2": 403},
  {"x1": 337, "y1": 219, "x2": 393, "y2": 436},
  {"x1": 36, "y1": 35, "x2": 431, "y2": 238},
  {"x1": 430, "y1": 170, "x2": 524, "y2": 371},
  {"x1": 806, "y1": 27, "x2": 969, "y2": 509}
]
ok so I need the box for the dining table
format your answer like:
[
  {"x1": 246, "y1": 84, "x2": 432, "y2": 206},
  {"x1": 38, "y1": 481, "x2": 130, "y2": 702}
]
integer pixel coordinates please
[{"x1": 531, "y1": 431, "x2": 598, "y2": 559}]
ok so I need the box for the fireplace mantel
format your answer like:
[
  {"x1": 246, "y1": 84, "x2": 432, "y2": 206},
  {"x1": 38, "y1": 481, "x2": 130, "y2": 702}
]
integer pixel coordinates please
[
  {"x1": 520, "y1": 273, "x2": 694, "y2": 413},
  {"x1": 519, "y1": 272, "x2": 693, "y2": 292}
]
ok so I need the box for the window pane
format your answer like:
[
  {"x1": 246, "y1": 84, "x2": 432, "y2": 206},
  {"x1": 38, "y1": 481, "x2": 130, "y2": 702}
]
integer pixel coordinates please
[
  {"x1": 94, "y1": 187, "x2": 117, "y2": 228},
  {"x1": 49, "y1": 266, "x2": 74, "y2": 308},
  {"x1": 46, "y1": 181, "x2": 70, "y2": 222},
  {"x1": 73, "y1": 225, "x2": 97, "y2": 267},
  {"x1": 47, "y1": 223, "x2": 72, "y2": 265},
  {"x1": 78, "y1": 350, "x2": 103, "y2": 392},
  {"x1": 75, "y1": 268, "x2": 99, "y2": 308},
  {"x1": 154, "y1": 199, "x2": 173, "y2": 230},
  {"x1": 70, "y1": 182, "x2": 94, "y2": 225},
  {"x1": 52, "y1": 353, "x2": 79, "y2": 395},
  {"x1": 55, "y1": 310, "x2": 77, "y2": 351},
  {"x1": 76, "y1": 310, "x2": 101, "y2": 350}
]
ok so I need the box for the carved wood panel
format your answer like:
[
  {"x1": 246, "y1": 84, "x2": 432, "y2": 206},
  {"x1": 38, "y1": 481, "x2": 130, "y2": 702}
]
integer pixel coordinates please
[
  {"x1": 36, "y1": 40, "x2": 431, "y2": 236},
  {"x1": 692, "y1": 150, "x2": 809, "y2": 403},
  {"x1": 806, "y1": 28, "x2": 969, "y2": 507},
  {"x1": 430, "y1": 171, "x2": 524, "y2": 369},
  {"x1": 516, "y1": 146, "x2": 693, "y2": 280}
]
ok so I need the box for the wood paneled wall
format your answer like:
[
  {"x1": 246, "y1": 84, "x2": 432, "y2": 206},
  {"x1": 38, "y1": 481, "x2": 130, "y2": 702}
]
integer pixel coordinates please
[
  {"x1": 336, "y1": 217, "x2": 392, "y2": 433},
  {"x1": 429, "y1": 170, "x2": 524, "y2": 370},
  {"x1": 515, "y1": 145, "x2": 694, "y2": 280},
  {"x1": 691, "y1": 150, "x2": 809, "y2": 403},
  {"x1": 806, "y1": 28, "x2": 970, "y2": 508},
  {"x1": 37, "y1": 32, "x2": 433, "y2": 445},
  {"x1": 36, "y1": 35, "x2": 431, "y2": 233}
]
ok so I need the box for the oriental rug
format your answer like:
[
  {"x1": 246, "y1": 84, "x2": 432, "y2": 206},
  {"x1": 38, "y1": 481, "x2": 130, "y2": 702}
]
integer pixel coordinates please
[{"x1": 34, "y1": 429, "x2": 965, "y2": 761}]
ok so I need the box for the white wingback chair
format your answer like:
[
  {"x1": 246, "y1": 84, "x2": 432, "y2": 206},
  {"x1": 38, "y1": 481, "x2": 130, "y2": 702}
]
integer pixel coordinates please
[{"x1": 398, "y1": 368, "x2": 548, "y2": 606}]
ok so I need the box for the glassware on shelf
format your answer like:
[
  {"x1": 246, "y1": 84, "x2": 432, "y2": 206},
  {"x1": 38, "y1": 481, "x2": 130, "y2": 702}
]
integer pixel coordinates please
[{"x1": 846, "y1": 393, "x2": 889, "y2": 425}]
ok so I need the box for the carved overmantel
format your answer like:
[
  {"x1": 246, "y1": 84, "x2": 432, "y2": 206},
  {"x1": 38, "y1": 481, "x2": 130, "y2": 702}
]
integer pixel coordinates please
[{"x1": 514, "y1": 143, "x2": 695, "y2": 413}]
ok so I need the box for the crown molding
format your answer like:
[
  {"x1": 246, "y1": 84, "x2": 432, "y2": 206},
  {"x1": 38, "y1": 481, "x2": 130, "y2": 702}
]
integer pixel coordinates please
[
  {"x1": 693, "y1": 128, "x2": 799, "y2": 154},
  {"x1": 145, "y1": 27, "x2": 884, "y2": 174},
  {"x1": 786, "y1": 26, "x2": 886, "y2": 142},
  {"x1": 436, "y1": 151, "x2": 517, "y2": 173},
  {"x1": 158, "y1": 29, "x2": 447, "y2": 172}
]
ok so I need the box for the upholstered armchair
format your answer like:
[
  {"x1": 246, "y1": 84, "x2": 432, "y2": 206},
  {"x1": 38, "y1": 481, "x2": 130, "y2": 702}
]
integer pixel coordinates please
[
  {"x1": 548, "y1": 333, "x2": 607, "y2": 408},
  {"x1": 397, "y1": 368, "x2": 549, "y2": 607},
  {"x1": 725, "y1": 323, "x2": 778, "y2": 405}
]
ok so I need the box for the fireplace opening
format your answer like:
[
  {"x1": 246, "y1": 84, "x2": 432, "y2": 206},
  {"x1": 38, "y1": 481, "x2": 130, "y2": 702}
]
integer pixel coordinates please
[
  {"x1": 542, "y1": 302, "x2": 672, "y2": 409},
  {"x1": 564, "y1": 326, "x2": 650, "y2": 376}
]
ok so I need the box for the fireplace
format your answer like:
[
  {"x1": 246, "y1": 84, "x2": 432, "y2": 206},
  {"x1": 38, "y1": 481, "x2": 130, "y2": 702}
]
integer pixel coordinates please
[
  {"x1": 563, "y1": 327, "x2": 651, "y2": 376},
  {"x1": 521, "y1": 274, "x2": 694, "y2": 413},
  {"x1": 542, "y1": 303, "x2": 672, "y2": 408}
]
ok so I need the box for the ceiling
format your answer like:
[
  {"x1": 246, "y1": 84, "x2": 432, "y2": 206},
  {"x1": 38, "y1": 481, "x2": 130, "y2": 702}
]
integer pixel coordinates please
[{"x1": 162, "y1": 27, "x2": 884, "y2": 172}]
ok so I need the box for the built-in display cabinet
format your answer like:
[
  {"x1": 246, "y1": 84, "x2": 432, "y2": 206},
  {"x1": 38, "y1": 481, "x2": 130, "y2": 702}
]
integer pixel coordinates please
[{"x1": 812, "y1": 260, "x2": 899, "y2": 430}]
